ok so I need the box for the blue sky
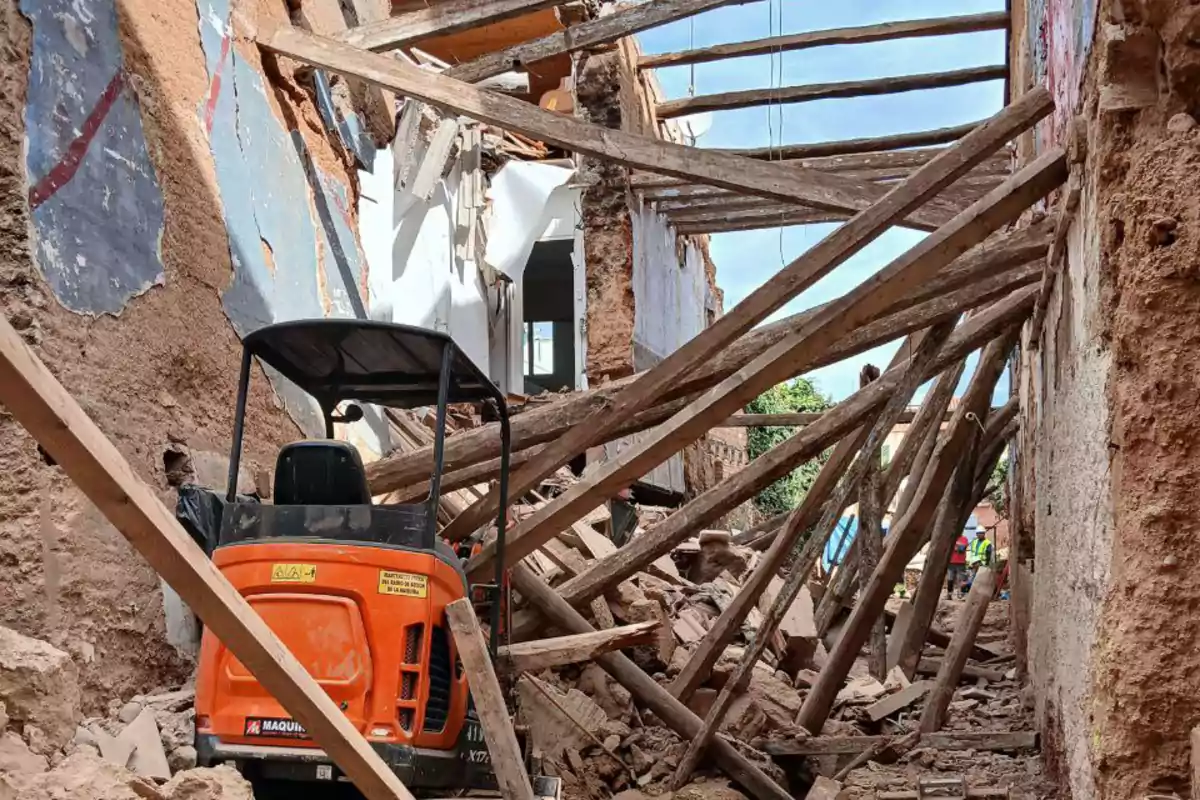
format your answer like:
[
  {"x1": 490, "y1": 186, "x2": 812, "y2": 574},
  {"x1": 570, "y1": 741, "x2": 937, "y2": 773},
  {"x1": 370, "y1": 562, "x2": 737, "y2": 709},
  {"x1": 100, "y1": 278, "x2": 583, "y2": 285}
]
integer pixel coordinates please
[{"x1": 636, "y1": 1, "x2": 1010, "y2": 403}]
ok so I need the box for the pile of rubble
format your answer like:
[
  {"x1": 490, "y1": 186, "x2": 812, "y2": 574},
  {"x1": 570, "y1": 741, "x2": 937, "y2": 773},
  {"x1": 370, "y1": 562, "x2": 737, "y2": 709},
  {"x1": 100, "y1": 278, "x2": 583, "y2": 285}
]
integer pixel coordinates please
[
  {"x1": 501, "y1": 490, "x2": 1052, "y2": 800},
  {"x1": 0, "y1": 625, "x2": 249, "y2": 799}
]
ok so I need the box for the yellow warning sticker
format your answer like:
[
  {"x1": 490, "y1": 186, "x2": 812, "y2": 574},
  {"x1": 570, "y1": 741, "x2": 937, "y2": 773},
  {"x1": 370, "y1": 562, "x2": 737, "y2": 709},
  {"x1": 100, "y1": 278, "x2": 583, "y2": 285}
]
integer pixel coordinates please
[
  {"x1": 270, "y1": 563, "x2": 317, "y2": 583},
  {"x1": 378, "y1": 571, "x2": 428, "y2": 598}
]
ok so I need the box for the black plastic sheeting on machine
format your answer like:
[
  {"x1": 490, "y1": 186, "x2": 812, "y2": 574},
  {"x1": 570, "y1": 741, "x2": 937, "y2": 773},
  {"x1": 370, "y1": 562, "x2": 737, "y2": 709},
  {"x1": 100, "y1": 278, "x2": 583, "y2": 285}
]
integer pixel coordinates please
[{"x1": 175, "y1": 484, "x2": 258, "y2": 558}]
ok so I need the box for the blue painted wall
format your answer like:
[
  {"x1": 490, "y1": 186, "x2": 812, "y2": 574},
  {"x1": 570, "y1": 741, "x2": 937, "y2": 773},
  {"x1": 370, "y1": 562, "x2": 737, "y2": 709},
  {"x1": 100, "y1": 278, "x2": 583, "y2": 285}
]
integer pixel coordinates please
[{"x1": 21, "y1": 0, "x2": 166, "y2": 316}]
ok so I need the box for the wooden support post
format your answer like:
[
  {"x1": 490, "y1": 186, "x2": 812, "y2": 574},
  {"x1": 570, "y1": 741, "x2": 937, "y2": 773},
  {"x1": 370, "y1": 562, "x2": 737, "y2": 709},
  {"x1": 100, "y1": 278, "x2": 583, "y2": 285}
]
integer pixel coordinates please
[
  {"x1": 466, "y1": 148, "x2": 1065, "y2": 578},
  {"x1": 667, "y1": 323, "x2": 956, "y2": 789},
  {"x1": 658, "y1": 65, "x2": 1008, "y2": 118},
  {"x1": 896, "y1": 436, "x2": 982, "y2": 679},
  {"x1": 508, "y1": 564, "x2": 792, "y2": 800},
  {"x1": 0, "y1": 315, "x2": 413, "y2": 800},
  {"x1": 917, "y1": 568, "x2": 997, "y2": 733},
  {"x1": 364, "y1": 219, "x2": 1051, "y2": 497},
  {"x1": 796, "y1": 330, "x2": 1020, "y2": 734},
  {"x1": 858, "y1": 364, "x2": 888, "y2": 681},
  {"x1": 496, "y1": 621, "x2": 659, "y2": 674},
  {"x1": 445, "y1": 599, "x2": 534, "y2": 800},
  {"x1": 333, "y1": 0, "x2": 561, "y2": 52},
  {"x1": 639, "y1": 12, "x2": 1009, "y2": 70}
]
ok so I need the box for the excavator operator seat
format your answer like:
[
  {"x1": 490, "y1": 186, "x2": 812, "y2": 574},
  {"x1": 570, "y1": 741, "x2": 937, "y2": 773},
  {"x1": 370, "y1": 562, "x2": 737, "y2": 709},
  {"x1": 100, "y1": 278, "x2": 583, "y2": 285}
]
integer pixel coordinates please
[{"x1": 274, "y1": 440, "x2": 371, "y2": 506}]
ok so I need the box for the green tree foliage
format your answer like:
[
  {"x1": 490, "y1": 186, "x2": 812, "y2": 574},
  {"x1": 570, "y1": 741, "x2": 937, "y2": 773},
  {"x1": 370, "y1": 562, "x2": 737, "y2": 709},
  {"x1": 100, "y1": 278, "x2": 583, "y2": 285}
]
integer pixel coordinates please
[
  {"x1": 987, "y1": 455, "x2": 1009, "y2": 517},
  {"x1": 745, "y1": 379, "x2": 833, "y2": 516}
]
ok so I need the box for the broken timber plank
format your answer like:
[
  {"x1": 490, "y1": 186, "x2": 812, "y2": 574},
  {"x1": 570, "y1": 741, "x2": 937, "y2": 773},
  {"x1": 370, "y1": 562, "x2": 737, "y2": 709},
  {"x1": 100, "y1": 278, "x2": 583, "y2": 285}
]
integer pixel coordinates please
[
  {"x1": 796, "y1": 330, "x2": 1020, "y2": 734},
  {"x1": 667, "y1": 324, "x2": 956, "y2": 789},
  {"x1": 509, "y1": 563, "x2": 793, "y2": 800},
  {"x1": 466, "y1": 144, "x2": 1065, "y2": 581},
  {"x1": 0, "y1": 314, "x2": 414, "y2": 800},
  {"x1": 865, "y1": 681, "x2": 933, "y2": 722},
  {"x1": 496, "y1": 621, "x2": 660, "y2": 674},
  {"x1": 658, "y1": 65, "x2": 1009, "y2": 118},
  {"x1": 445, "y1": 599, "x2": 534, "y2": 800},
  {"x1": 445, "y1": 0, "x2": 758, "y2": 84},
  {"x1": 332, "y1": 0, "x2": 561, "y2": 52},
  {"x1": 918, "y1": 568, "x2": 997, "y2": 733},
  {"x1": 364, "y1": 219, "x2": 1050, "y2": 496},
  {"x1": 762, "y1": 730, "x2": 1038, "y2": 756},
  {"x1": 639, "y1": 12, "x2": 1009, "y2": 69}
]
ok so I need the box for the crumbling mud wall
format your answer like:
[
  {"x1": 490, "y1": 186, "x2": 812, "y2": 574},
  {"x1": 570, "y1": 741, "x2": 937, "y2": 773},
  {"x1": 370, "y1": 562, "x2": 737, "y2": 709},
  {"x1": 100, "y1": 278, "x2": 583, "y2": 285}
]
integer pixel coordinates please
[
  {"x1": 576, "y1": 50, "x2": 637, "y2": 384},
  {"x1": 1018, "y1": 1, "x2": 1200, "y2": 797},
  {"x1": 0, "y1": 0, "x2": 365, "y2": 713}
]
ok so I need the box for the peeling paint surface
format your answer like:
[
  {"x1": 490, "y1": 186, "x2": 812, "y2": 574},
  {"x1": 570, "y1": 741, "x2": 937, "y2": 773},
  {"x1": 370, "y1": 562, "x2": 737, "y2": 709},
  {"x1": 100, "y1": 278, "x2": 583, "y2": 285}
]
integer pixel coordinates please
[
  {"x1": 1028, "y1": 0, "x2": 1097, "y2": 149},
  {"x1": 194, "y1": 0, "x2": 378, "y2": 442},
  {"x1": 21, "y1": 0, "x2": 166, "y2": 316}
]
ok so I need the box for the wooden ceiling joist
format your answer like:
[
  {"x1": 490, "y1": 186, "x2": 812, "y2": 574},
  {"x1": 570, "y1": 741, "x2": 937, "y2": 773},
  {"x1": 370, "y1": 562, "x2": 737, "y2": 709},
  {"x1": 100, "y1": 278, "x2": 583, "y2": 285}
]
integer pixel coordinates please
[
  {"x1": 638, "y1": 11, "x2": 1009, "y2": 70},
  {"x1": 719, "y1": 121, "x2": 984, "y2": 160},
  {"x1": 444, "y1": 0, "x2": 761, "y2": 84},
  {"x1": 333, "y1": 0, "x2": 562, "y2": 52},
  {"x1": 259, "y1": 24, "x2": 963, "y2": 230},
  {"x1": 672, "y1": 207, "x2": 851, "y2": 235},
  {"x1": 658, "y1": 64, "x2": 1009, "y2": 118}
]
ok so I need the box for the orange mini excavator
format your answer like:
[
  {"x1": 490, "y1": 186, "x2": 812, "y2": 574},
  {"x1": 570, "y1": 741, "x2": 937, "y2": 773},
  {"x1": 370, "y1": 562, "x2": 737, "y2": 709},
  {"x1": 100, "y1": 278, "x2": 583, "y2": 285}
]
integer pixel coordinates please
[{"x1": 180, "y1": 319, "x2": 556, "y2": 797}]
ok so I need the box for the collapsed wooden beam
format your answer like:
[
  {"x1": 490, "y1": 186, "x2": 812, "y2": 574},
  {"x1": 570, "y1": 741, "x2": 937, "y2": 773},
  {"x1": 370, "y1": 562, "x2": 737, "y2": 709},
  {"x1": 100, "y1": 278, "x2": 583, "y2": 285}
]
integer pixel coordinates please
[
  {"x1": 445, "y1": 0, "x2": 761, "y2": 84},
  {"x1": 445, "y1": 599, "x2": 534, "y2": 800},
  {"x1": 466, "y1": 146, "x2": 1065, "y2": 579},
  {"x1": 918, "y1": 568, "x2": 997, "y2": 732},
  {"x1": 365, "y1": 218, "x2": 1050, "y2": 497},
  {"x1": 638, "y1": 12, "x2": 1010, "y2": 70},
  {"x1": 508, "y1": 563, "x2": 793, "y2": 800},
  {"x1": 761, "y1": 730, "x2": 1037, "y2": 756},
  {"x1": 657, "y1": 65, "x2": 1009, "y2": 118},
  {"x1": 0, "y1": 316, "x2": 413, "y2": 800},
  {"x1": 524, "y1": 285, "x2": 1041, "y2": 631},
  {"x1": 333, "y1": 0, "x2": 561, "y2": 52},
  {"x1": 796, "y1": 329, "x2": 1020, "y2": 734},
  {"x1": 259, "y1": 24, "x2": 957, "y2": 229},
  {"x1": 667, "y1": 323, "x2": 957, "y2": 787},
  {"x1": 496, "y1": 621, "x2": 659, "y2": 674},
  {"x1": 717, "y1": 121, "x2": 983, "y2": 161},
  {"x1": 436, "y1": 91, "x2": 1051, "y2": 546}
]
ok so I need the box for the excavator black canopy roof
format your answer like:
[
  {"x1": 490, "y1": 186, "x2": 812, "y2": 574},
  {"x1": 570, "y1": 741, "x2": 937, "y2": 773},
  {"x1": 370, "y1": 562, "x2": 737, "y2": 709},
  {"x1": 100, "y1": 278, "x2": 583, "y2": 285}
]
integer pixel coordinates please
[{"x1": 243, "y1": 319, "x2": 499, "y2": 410}]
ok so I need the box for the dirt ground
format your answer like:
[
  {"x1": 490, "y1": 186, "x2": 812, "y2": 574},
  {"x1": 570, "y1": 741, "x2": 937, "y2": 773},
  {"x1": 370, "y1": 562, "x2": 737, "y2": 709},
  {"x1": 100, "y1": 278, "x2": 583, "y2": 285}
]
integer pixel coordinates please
[{"x1": 0, "y1": 0, "x2": 365, "y2": 713}]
